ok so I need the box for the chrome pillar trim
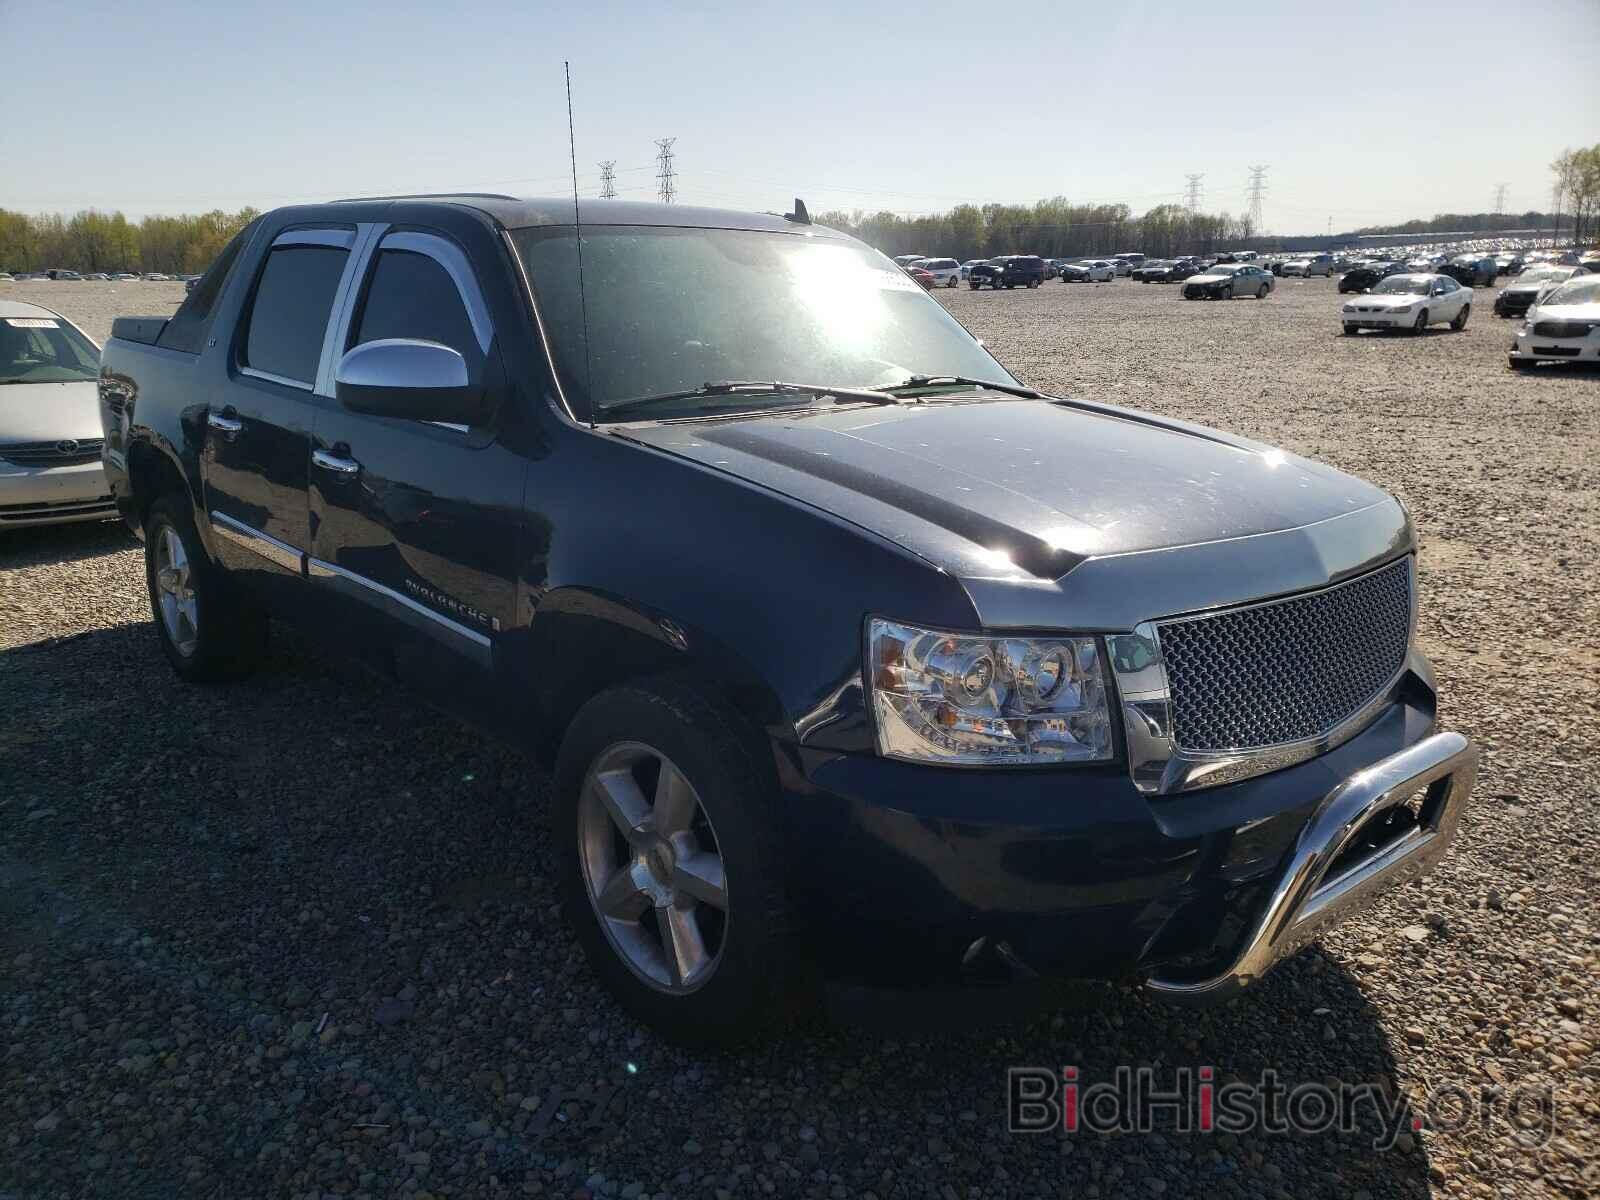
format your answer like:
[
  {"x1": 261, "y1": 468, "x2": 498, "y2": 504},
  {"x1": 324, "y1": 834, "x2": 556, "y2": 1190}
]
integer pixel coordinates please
[
  {"x1": 1145, "y1": 730, "x2": 1477, "y2": 1001},
  {"x1": 208, "y1": 510, "x2": 305, "y2": 574},
  {"x1": 315, "y1": 222, "x2": 386, "y2": 398},
  {"x1": 307, "y1": 557, "x2": 492, "y2": 667},
  {"x1": 1108, "y1": 555, "x2": 1416, "y2": 795}
]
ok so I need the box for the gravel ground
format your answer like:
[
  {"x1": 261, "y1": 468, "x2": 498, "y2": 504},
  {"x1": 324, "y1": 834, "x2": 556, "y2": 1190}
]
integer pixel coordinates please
[{"x1": 1, "y1": 274, "x2": 1595, "y2": 1199}]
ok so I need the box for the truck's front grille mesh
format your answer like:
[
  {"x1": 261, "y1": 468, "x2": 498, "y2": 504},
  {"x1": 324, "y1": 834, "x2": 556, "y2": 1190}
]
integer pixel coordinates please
[{"x1": 1157, "y1": 558, "x2": 1412, "y2": 752}]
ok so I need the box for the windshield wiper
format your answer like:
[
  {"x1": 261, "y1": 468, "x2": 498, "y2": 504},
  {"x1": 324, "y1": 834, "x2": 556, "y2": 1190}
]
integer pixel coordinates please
[
  {"x1": 875, "y1": 375, "x2": 1046, "y2": 400},
  {"x1": 602, "y1": 380, "x2": 901, "y2": 418}
]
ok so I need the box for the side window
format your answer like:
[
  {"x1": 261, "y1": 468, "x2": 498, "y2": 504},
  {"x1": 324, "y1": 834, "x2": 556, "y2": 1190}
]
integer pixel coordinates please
[
  {"x1": 157, "y1": 221, "x2": 256, "y2": 355},
  {"x1": 242, "y1": 243, "x2": 350, "y2": 384},
  {"x1": 350, "y1": 247, "x2": 482, "y2": 372}
]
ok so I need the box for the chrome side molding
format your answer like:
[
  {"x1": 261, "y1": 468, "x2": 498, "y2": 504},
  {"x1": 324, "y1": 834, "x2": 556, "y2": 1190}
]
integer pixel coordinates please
[
  {"x1": 307, "y1": 557, "x2": 492, "y2": 668},
  {"x1": 208, "y1": 510, "x2": 305, "y2": 574},
  {"x1": 1145, "y1": 730, "x2": 1477, "y2": 1001}
]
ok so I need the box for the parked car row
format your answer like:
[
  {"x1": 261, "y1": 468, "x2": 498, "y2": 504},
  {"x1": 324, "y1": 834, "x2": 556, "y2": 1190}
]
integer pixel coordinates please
[{"x1": 0, "y1": 270, "x2": 200, "y2": 282}]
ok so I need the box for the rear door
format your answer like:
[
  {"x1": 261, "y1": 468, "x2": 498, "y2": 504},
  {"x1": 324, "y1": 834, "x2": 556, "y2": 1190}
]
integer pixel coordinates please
[
  {"x1": 306, "y1": 227, "x2": 525, "y2": 707},
  {"x1": 203, "y1": 227, "x2": 360, "y2": 594}
]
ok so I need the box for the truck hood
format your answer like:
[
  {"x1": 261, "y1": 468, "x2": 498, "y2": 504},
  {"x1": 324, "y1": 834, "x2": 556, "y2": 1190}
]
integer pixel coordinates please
[
  {"x1": 618, "y1": 398, "x2": 1396, "y2": 603},
  {"x1": 0, "y1": 380, "x2": 103, "y2": 442}
]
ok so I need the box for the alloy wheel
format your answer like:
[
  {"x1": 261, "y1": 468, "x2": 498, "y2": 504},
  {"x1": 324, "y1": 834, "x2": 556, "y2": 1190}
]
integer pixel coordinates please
[
  {"x1": 577, "y1": 742, "x2": 728, "y2": 993},
  {"x1": 154, "y1": 525, "x2": 198, "y2": 656}
]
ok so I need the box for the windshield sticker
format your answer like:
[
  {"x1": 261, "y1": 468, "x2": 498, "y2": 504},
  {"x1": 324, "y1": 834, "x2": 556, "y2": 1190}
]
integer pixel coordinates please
[{"x1": 5, "y1": 318, "x2": 59, "y2": 329}]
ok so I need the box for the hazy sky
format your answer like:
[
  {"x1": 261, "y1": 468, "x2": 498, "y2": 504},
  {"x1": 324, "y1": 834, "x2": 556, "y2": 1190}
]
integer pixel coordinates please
[{"x1": 2, "y1": 0, "x2": 1595, "y2": 232}]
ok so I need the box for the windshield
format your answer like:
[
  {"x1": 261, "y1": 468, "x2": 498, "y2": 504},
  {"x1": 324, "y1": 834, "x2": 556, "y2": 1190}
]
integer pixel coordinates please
[
  {"x1": 1371, "y1": 276, "x2": 1432, "y2": 295},
  {"x1": 0, "y1": 315, "x2": 100, "y2": 384},
  {"x1": 1517, "y1": 266, "x2": 1571, "y2": 285},
  {"x1": 511, "y1": 225, "x2": 1014, "y2": 421},
  {"x1": 1542, "y1": 277, "x2": 1600, "y2": 306},
  {"x1": 1205, "y1": 266, "x2": 1238, "y2": 276}
]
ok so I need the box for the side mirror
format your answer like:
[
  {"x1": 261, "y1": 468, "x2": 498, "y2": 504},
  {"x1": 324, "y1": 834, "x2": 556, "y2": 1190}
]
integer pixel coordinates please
[{"x1": 335, "y1": 339, "x2": 486, "y2": 425}]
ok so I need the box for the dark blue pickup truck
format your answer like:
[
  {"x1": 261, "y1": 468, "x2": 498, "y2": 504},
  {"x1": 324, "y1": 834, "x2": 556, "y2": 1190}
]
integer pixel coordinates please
[{"x1": 97, "y1": 195, "x2": 1476, "y2": 1043}]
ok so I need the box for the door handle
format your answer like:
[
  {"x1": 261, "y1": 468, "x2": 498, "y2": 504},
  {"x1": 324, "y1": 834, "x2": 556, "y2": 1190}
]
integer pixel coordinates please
[
  {"x1": 313, "y1": 447, "x2": 361, "y2": 476},
  {"x1": 207, "y1": 409, "x2": 243, "y2": 436}
]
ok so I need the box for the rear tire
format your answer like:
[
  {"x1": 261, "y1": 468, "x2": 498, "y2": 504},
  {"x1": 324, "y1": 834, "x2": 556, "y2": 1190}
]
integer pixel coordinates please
[
  {"x1": 969, "y1": 282, "x2": 980, "y2": 290},
  {"x1": 554, "y1": 677, "x2": 797, "y2": 1046},
  {"x1": 947, "y1": 275, "x2": 958, "y2": 288},
  {"x1": 143, "y1": 495, "x2": 267, "y2": 682}
]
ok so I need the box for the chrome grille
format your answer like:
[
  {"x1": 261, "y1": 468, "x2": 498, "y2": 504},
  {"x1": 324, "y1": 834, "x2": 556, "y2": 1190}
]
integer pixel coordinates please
[
  {"x1": 1157, "y1": 558, "x2": 1412, "y2": 752},
  {"x1": 0, "y1": 438, "x2": 104, "y2": 467}
]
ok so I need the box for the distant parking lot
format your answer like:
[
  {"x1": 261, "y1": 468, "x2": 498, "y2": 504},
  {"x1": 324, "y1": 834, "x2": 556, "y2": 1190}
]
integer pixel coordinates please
[{"x1": 2, "y1": 274, "x2": 1595, "y2": 1199}]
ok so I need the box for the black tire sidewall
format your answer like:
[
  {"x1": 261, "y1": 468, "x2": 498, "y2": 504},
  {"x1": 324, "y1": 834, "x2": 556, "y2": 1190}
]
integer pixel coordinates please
[{"x1": 553, "y1": 679, "x2": 793, "y2": 1044}]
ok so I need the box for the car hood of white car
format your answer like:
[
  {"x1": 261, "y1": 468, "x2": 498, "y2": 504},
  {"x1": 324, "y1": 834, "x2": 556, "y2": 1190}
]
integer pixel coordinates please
[
  {"x1": 1524, "y1": 300, "x2": 1600, "y2": 324},
  {"x1": 0, "y1": 380, "x2": 104, "y2": 443},
  {"x1": 1188, "y1": 273, "x2": 1235, "y2": 284},
  {"x1": 1350, "y1": 294, "x2": 1428, "y2": 309}
]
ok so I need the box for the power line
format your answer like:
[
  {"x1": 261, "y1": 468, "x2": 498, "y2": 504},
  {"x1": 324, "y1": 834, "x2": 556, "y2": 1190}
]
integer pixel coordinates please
[
  {"x1": 1184, "y1": 174, "x2": 1204, "y2": 214},
  {"x1": 654, "y1": 138, "x2": 677, "y2": 205},
  {"x1": 1246, "y1": 165, "x2": 1269, "y2": 233},
  {"x1": 597, "y1": 161, "x2": 617, "y2": 199}
]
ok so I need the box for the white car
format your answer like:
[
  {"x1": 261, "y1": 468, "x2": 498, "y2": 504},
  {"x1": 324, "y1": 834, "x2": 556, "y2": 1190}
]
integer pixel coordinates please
[
  {"x1": 959, "y1": 259, "x2": 985, "y2": 280},
  {"x1": 1340, "y1": 273, "x2": 1471, "y2": 335},
  {"x1": 892, "y1": 254, "x2": 926, "y2": 268},
  {"x1": 1282, "y1": 253, "x2": 1335, "y2": 278},
  {"x1": 1062, "y1": 259, "x2": 1115, "y2": 282},
  {"x1": 0, "y1": 300, "x2": 115, "y2": 528},
  {"x1": 1509, "y1": 274, "x2": 1600, "y2": 369},
  {"x1": 915, "y1": 257, "x2": 962, "y2": 288}
]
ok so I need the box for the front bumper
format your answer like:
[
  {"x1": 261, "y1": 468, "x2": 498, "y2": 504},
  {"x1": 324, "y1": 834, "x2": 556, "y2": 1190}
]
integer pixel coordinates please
[
  {"x1": 1147, "y1": 729, "x2": 1475, "y2": 999},
  {"x1": 1509, "y1": 326, "x2": 1600, "y2": 362},
  {"x1": 1341, "y1": 308, "x2": 1414, "y2": 328},
  {"x1": 784, "y1": 678, "x2": 1474, "y2": 995},
  {"x1": 0, "y1": 460, "x2": 117, "y2": 528}
]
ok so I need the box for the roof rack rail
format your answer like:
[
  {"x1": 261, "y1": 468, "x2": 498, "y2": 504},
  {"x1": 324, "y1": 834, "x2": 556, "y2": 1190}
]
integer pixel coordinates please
[{"x1": 328, "y1": 192, "x2": 521, "y2": 204}]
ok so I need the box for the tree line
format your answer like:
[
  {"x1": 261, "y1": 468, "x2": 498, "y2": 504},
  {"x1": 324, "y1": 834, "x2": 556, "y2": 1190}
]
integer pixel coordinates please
[
  {"x1": 1549, "y1": 145, "x2": 1600, "y2": 246},
  {"x1": 0, "y1": 207, "x2": 259, "y2": 274},
  {"x1": 813, "y1": 198, "x2": 1257, "y2": 262}
]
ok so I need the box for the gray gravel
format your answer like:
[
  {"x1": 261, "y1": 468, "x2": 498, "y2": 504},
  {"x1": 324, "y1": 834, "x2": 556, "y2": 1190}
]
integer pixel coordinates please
[{"x1": 2, "y1": 274, "x2": 1596, "y2": 1199}]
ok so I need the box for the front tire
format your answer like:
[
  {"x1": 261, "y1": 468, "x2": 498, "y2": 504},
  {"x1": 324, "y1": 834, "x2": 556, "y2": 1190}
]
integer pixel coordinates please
[
  {"x1": 1450, "y1": 304, "x2": 1470, "y2": 330},
  {"x1": 1343, "y1": 323, "x2": 1359, "y2": 336},
  {"x1": 554, "y1": 678, "x2": 796, "y2": 1045},
  {"x1": 1509, "y1": 357, "x2": 1532, "y2": 370},
  {"x1": 143, "y1": 495, "x2": 266, "y2": 682},
  {"x1": 1412, "y1": 309, "x2": 1429, "y2": 334},
  {"x1": 1220, "y1": 285, "x2": 1233, "y2": 300},
  {"x1": 1256, "y1": 285, "x2": 1268, "y2": 299}
]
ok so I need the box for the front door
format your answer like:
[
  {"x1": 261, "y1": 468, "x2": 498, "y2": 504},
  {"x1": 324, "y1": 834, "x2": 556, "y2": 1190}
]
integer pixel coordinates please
[
  {"x1": 306, "y1": 229, "x2": 526, "y2": 717},
  {"x1": 203, "y1": 228, "x2": 359, "y2": 595}
]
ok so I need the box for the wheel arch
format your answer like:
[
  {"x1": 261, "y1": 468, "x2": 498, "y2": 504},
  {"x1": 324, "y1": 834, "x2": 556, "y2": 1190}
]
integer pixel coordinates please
[
  {"x1": 125, "y1": 437, "x2": 201, "y2": 533},
  {"x1": 522, "y1": 586, "x2": 796, "y2": 769}
]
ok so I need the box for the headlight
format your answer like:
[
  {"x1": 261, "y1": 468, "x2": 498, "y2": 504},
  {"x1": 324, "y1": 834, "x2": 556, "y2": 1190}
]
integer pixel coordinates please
[
  {"x1": 1392, "y1": 305, "x2": 1413, "y2": 313},
  {"x1": 867, "y1": 619, "x2": 1114, "y2": 765},
  {"x1": 1342, "y1": 303, "x2": 1356, "y2": 312}
]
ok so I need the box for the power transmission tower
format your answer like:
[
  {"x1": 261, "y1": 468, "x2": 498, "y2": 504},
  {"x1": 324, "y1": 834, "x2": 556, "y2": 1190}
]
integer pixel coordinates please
[
  {"x1": 1184, "y1": 173, "x2": 1204, "y2": 214},
  {"x1": 598, "y1": 161, "x2": 617, "y2": 199},
  {"x1": 1246, "y1": 165, "x2": 1268, "y2": 234},
  {"x1": 1491, "y1": 182, "x2": 1509, "y2": 218},
  {"x1": 654, "y1": 138, "x2": 677, "y2": 204}
]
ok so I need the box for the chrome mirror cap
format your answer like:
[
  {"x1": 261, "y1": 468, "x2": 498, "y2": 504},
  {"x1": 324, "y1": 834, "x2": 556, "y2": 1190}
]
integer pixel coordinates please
[{"x1": 335, "y1": 338, "x2": 468, "y2": 390}]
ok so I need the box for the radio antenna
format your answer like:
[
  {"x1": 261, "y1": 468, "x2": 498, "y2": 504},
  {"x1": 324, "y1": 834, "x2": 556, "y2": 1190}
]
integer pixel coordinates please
[{"x1": 565, "y1": 61, "x2": 595, "y2": 429}]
